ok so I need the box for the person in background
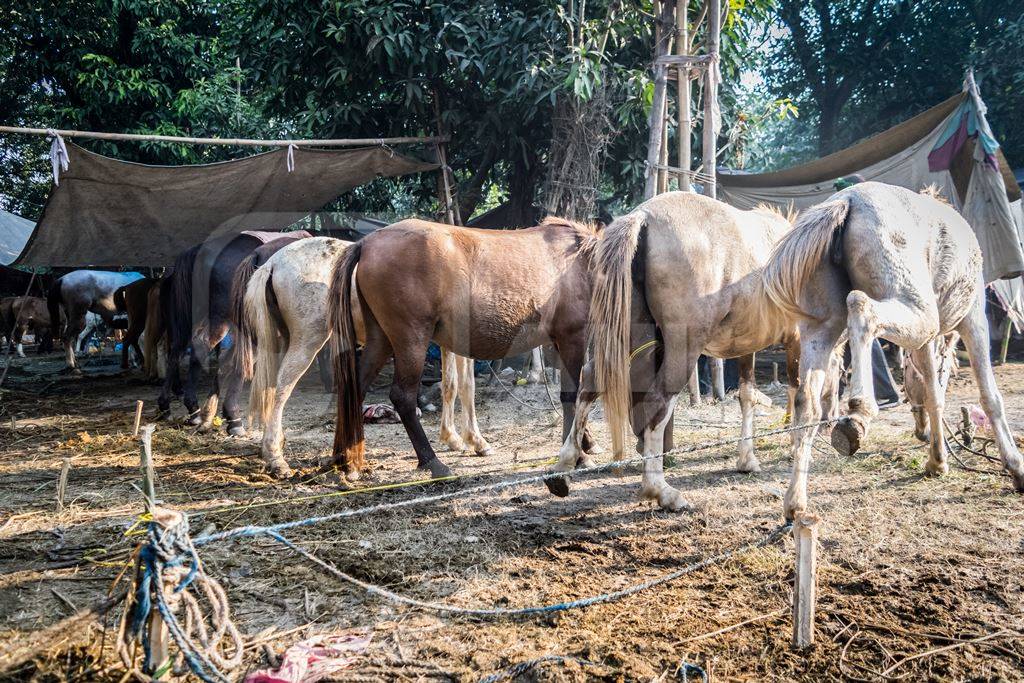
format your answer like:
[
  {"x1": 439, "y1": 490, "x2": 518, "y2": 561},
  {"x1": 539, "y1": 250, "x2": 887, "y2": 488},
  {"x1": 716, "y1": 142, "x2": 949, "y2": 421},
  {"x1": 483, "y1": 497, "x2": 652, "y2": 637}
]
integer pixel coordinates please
[{"x1": 834, "y1": 175, "x2": 901, "y2": 408}]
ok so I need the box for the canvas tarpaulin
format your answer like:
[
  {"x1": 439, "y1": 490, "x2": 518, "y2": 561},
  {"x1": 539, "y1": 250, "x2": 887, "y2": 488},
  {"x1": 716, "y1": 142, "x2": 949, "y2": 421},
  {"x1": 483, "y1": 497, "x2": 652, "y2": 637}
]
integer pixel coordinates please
[
  {"x1": 15, "y1": 142, "x2": 437, "y2": 267},
  {"x1": 719, "y1": 78, "x2": 1024, "y2": 287},
  {"x1": 0, "y1": 208, "x2": 34, "y2": 265}
]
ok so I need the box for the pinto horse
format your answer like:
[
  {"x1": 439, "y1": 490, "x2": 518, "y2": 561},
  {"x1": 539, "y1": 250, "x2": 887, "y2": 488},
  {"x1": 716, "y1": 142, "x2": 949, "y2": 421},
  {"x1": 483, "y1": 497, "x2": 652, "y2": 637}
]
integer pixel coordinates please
[
  {"x1": 114, "y1": 278, "x2": 160, "y2": 370},
  {"x1": 47, "y1": 270, "x2": 144, "y2": 370},
  {"x1": 327, "y1": 217, "x2": 601, "y2": 479},
  {"x1": 157, "y1": 230, "x2": 310, "y2": 434},
  {"x1": 234, "y1": 236, "x2": 490, "y2": 477}
]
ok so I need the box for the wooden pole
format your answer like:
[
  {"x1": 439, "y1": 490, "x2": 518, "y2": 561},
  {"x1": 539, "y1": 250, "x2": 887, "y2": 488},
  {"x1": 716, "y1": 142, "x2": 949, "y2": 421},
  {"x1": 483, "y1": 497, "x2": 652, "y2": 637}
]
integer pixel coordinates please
[
  {"x1": 139, "y1": 425, "x2": 157, "y2": 512},
  {"x1": 792, "y1": 513, "x2": 820, "y2": 649},
  {"x1": 132, "y1": 400, "x2": 144, "y2": 438},
  {"x1": 701, "y1": 0, "x2": 721, "y2": 200},
  {"x1": 676, "y1": 0, "x2": 691, "y2": 191},
  {"x1": 643, "y1": 2, "x2": 674, "y2": 200},
  {"x1": 688, "y1": 363, "x2": 701, "y2": 406},
  {"x1": 137, "y1": 424, "x2": 169, "y2": 675},
  {"x1": 773, "y1": 362, "x2": 780, "y2": 385},
  {"x1": 56, "y1": 458, "x2": 71, "y2": 511},
  {"x1": 433, "y1": 90, "x2": 462, "y2": 227},
  {"x1": 0, "y1": 125, "x2": 448, "y2": 148},
  {"x1": 999, "y1": 318, "x2": 1012, "y2": 365}
]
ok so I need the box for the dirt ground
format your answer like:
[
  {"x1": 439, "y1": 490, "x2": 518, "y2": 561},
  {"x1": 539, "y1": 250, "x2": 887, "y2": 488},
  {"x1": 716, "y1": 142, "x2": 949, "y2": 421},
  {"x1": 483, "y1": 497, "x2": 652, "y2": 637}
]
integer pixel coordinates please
[{"x1": 1, "y1": 346, "x2": 1023, "y2": 682}]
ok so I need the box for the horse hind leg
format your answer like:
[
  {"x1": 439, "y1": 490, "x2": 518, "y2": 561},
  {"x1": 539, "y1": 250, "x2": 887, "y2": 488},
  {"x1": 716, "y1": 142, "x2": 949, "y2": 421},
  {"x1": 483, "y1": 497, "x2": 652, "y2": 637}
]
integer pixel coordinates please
[
  {"x1": 388, "y1": 334, "x2": 451, "y2": 478},
  {"x1": 262, "y1": 339, "x2": 323, "y2": 478},
  {"x1": 909, "y1": 341, "x2": 949, "y2": 477},
  {"x1": 956, "y1": 294, "x2": 1024, "y2": 491},
  {"x1": 548, "y1": 358, "x2": 601, "y2": 497},
  {"x1": 455, "y1": 354, "x2": 493, "y2": 456},
  {"x1": 736, "y1": 354, "x2": 761, "y2": 473},
  {"x1": 438, "y1": 349, "x2": 467, "y2": 452},
  {"x1": 832, "y1": 291, "x2": 937, "y2": 457}
]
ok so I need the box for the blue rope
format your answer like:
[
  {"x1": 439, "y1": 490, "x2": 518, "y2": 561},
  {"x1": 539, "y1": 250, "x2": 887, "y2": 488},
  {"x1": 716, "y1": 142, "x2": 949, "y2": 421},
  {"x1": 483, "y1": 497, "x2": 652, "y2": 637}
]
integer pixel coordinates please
[{"x1": 265, "y1": 523, "x2": 791, "y2": 618}]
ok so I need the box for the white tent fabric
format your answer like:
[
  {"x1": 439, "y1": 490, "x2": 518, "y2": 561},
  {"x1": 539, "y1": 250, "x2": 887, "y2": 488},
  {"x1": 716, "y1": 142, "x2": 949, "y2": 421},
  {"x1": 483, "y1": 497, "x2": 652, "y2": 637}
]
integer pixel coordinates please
[
  {"x1": 720, "y1": 76, "x2": 1024, "y2": 287},
  {"x1": 0, "y1": 208, "x2": 34, "y2": 265}
]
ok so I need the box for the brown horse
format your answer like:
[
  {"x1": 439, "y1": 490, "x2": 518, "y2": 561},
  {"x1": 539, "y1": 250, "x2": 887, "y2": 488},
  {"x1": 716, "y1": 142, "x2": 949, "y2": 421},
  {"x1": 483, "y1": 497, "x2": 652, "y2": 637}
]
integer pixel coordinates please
[
  {"x1": 327, "y1": 217, "x2": 600, "y2": 478},
  {"x1": 2, "y1": 295, "x2": 58, "y2": 356},
  {"x1": 114, "y1": 278, "x2": 160, "y2": 370}
]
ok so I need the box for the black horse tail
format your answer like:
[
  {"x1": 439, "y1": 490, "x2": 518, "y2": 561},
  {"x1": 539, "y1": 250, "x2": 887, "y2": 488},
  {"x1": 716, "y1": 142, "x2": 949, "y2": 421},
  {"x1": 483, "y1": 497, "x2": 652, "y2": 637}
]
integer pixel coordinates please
[
  {"x1": 46, "y1": 278, "x2": 64, "y2": 342},
  {"x1": 327, "y1": 241, "x2": 365, "y2": 475},
  {"x1": 165, "y1": 245, "x2": 199, "y2": 354}
]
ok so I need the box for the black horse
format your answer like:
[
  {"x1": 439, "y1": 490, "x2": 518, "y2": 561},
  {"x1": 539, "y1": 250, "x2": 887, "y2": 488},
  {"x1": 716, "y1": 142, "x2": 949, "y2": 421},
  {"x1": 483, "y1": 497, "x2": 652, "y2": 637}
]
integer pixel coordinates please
[{"x1": 157, "y1": 230, "x2": 310, "y2": 434}]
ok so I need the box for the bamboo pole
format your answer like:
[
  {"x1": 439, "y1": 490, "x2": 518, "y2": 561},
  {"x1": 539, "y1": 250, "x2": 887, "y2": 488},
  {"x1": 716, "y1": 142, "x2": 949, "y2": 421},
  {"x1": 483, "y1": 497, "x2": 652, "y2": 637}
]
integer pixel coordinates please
[
  {"x1": 999, "y1": 318, "x2": 1012, "y2": 365},
  {"x1": 0, "y1": 125, "x2": 448, "y2": 148},
  {"x1": 701, "y1": 0, "x2": 721, "y2": 200},
  {"x1": 676, "y1": 0, "x2": 691, "y2": 192},
  {"x1": 644, "y1": 2, "x2": 674, "y2": 200}
]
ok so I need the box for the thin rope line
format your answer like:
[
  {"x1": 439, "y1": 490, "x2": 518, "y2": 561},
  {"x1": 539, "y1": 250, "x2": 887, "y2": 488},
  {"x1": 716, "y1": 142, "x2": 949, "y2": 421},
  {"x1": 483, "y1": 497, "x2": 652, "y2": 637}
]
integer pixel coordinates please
[{"x1": 194, "y1": 418, "x2": 835, "y2": 547}]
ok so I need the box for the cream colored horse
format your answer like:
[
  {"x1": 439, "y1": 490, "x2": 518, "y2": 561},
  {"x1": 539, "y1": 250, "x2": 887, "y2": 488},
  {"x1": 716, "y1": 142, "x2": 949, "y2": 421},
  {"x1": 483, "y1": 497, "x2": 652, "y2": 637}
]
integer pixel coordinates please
[
  {"x1": 549, "y1": 191, "x2": 807, "y2": 508},
  {"x1": 237, "y1": 237, "x2": 490, "y2": 478},
  {"x1": 763, "y1": 182, "x2": 1024, "y2": 518}
]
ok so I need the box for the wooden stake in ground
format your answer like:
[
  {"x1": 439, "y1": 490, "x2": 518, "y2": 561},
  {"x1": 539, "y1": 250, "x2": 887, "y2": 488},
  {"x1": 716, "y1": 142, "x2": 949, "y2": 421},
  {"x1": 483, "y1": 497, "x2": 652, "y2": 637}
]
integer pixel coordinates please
[
  {"x1": 792, "y1": 513, "x2": 820, "y2": 649},
  {"x1": 56, "y1": 458, "x2": 71, "y2": 511},
  {"x1": 137, "y1": 424, "x2": 170, "y2": 675},
  {"x1": 132, "y1": 400, "x2": 144, "y2": 437}
]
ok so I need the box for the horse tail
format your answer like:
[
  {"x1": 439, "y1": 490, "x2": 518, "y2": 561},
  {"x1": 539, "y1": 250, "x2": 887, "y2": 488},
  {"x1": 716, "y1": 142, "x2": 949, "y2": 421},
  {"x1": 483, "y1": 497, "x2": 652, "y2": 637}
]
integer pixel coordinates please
[
  {"x1": 113, "y1": 285, "x2": 128, "y2": 314},
  {"x1": 166, "y1": 245, "x2": 199, "y2": 353},
  {"x1": 590, "y1": 211, "x2": 647, "y2": 461},
  {"x1": 327, "y1": 241, "x2": 365, "y2": 471},
  {"x1": 762, "y1": 198, "x2": 850, "y2": 321},
  {"x1": 242, "y1": 262, "x2": 283, "y2": 427},
  {"x1": 46, "y1": 278, "x2": 63, "y2": 341},
  {"x1": 229, "y1": 252, "x2": 259, "y2": 381},
  {"x1": 143, "y1": 282, "x2": 163, "y2": 378}
]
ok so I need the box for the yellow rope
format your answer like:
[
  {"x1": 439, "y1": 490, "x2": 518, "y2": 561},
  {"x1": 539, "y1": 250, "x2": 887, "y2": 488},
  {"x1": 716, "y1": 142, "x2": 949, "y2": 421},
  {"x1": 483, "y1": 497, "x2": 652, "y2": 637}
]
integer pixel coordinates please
[{"x1": 628, "y1": 339, "x2": 659, "y2": 363}]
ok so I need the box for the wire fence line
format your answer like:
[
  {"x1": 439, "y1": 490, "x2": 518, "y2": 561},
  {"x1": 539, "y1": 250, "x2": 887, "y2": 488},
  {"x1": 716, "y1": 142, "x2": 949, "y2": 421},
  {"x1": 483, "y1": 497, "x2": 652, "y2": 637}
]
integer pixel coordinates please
[{"x1": 122, "y1": 417, "x2": 836, "y2": 682}]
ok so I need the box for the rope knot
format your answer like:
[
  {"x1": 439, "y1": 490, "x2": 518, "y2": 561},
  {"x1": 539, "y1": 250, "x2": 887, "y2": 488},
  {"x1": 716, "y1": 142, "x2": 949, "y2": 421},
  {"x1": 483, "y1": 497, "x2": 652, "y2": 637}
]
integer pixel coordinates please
[{"x1": 119, "y1": 508, "x2": 242, "y2": 683}]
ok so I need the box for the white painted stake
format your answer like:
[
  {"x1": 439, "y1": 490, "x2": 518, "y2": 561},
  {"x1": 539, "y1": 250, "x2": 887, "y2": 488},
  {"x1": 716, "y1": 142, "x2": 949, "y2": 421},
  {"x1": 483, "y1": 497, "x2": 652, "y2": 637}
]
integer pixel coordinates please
[
  {"x1": 56, "y1": 458, "x2": 71, "y2": 511},
  {"x1": 792, "y1": 513, "x2": 820, "y2": 649},
  {"x1": 132, "y1": 400, "x2": 144, "y2": 437}
]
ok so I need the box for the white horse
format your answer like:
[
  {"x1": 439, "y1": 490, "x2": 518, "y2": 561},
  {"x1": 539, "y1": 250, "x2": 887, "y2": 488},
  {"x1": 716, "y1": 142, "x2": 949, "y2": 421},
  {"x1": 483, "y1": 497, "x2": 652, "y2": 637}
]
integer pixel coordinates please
[
  {"x1": 763, "y1": 182, "x2": 1024, "y2": 518},
  {"x1": 549, "y1": 191, "x2": 807, "y2": 507},
  {"x1": 47, "y1": 270, "x2": 144, "y2": 370},
  {"x1": 237, "y1": 237, "x2": 491, "y2": 478}
]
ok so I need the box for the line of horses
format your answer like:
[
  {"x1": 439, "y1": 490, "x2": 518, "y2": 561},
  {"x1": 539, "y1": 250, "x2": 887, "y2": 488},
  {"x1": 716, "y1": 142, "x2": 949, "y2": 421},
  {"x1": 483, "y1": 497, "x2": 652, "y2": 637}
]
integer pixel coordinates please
[{"x1": 36, "y1": 181, "x2": 1024, "y2": 520}]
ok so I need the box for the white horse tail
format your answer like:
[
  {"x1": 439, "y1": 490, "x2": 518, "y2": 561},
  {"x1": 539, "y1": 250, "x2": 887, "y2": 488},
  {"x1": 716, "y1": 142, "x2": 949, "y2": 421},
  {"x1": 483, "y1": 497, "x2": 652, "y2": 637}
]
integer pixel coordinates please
[
  {"x1": 243, "y1": 263, "x2": 282, "y2": 428},
  {"x1": 762, "y1": 197, "x2": 851, "y2": 320},
  {"x1": 591, "y1": 210, "x2": 647, "y2": 461}
]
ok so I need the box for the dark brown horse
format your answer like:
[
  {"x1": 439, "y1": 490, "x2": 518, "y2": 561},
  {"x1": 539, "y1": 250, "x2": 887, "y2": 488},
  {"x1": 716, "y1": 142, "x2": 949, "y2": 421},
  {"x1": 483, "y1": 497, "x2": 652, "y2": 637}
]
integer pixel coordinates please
[
  {"x1": 327, "y1": 217, "x2": 600, "y2": 478},
  {"x1": 114, "y1": 278, "x2": 160, "y2": 370},
  {"x1": 157, "y1": 230, "x2": 310, "y2": 434},
  {"x1": 1, "y1": 295, "x2": 58, "y2": 356}
]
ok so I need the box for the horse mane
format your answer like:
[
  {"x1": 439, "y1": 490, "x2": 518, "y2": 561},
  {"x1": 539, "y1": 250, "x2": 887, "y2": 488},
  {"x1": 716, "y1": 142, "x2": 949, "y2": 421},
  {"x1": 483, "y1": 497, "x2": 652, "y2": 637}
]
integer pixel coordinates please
[
  {"x1": 754, "y1": 202, "x2": 798, "y2": 224},
  {"x1": 539, "y1": 215, "x2": 600, "y2": 258},
  {"x1": 919, "y1": 184, "x2": 952, "y2": 205}
]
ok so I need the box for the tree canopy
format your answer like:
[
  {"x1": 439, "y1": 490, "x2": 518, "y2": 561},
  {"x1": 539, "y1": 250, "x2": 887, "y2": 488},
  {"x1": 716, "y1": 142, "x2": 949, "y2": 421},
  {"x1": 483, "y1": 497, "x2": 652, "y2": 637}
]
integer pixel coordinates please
[{"x1": 0, "y1": 1, "x2": 1021, "y2": 224}]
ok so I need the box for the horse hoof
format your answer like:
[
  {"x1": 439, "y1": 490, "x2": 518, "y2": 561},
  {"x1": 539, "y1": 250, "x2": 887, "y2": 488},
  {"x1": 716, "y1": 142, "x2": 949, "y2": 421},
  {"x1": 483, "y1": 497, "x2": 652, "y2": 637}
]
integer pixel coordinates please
[
  {"x1": 583, "y1": 443, "x2": 605, "y2": 456},
  {"x1": 419, "y1": 458, "x2": 452, "y2": 479},
  {"x1": 544, "y1": 475, "x2": 570, "y2": 497},
  {"x1": 736, "y1": 459, "x2": 761, "y2": 474},
  {"x1": 268, "y1": 464, "x2": 293, "y2": 479},
  {"x1": 186, "y1": 416, "x2": 202, "y2": 427},
  {"x1": 575, "y1": 455, "x2": 595, "y2": 470},
  {"x1": 227, "y1": 426, "x2": 246, "y2": 438},
  {"x1": 831, "y1": 417, "x2": 862, "y2": 457},
  {"x1": 155, "y1": 410, "x2": 171, "y2": 422},
  {"x1": 475, "y1": 447, "x2": 495, "y2": 458},
  {"x1": 914, "y1": 429, "x2": 930, "y2": 443}
]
